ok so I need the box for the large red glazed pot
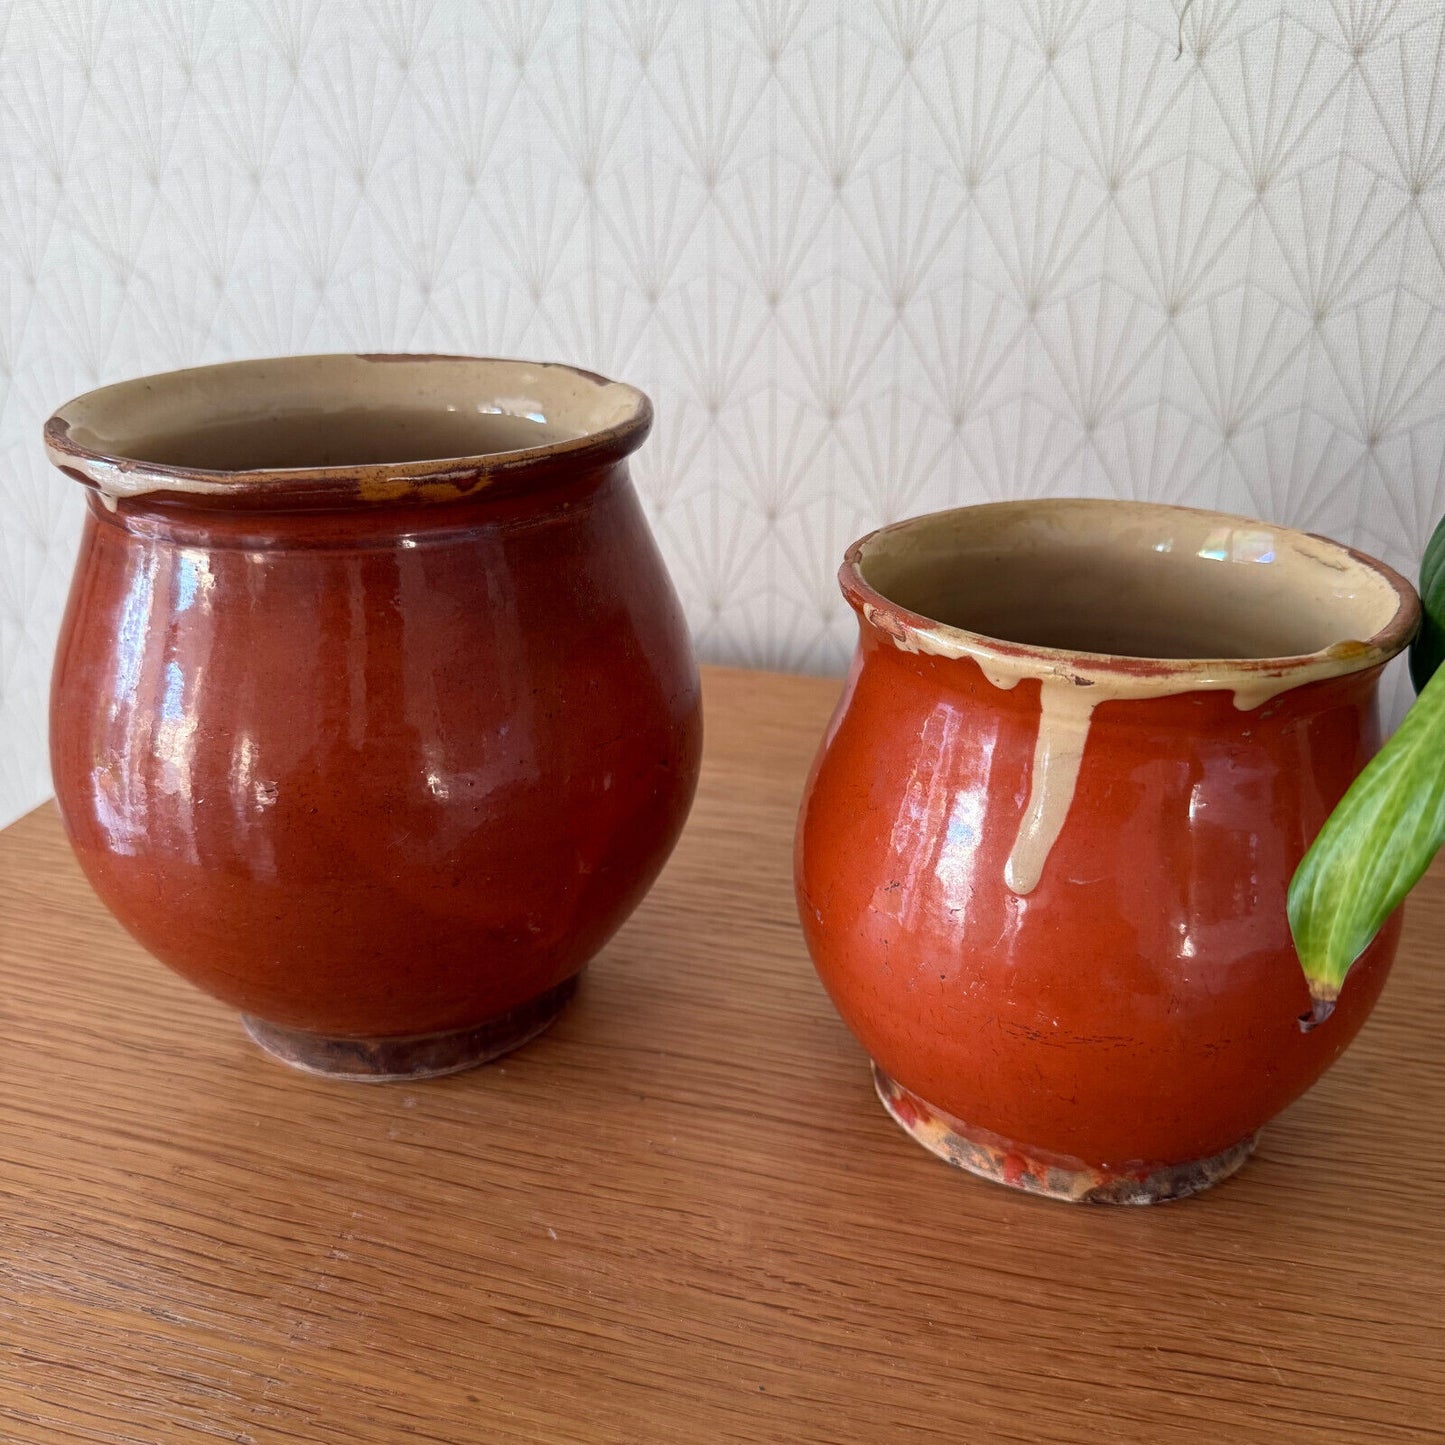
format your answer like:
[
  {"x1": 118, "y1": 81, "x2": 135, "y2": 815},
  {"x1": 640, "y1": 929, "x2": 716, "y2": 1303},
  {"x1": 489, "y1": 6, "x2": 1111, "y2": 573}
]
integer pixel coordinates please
[
  {"x1": 47, "y1": 354, "x2": 701, "y2": 1079},
  {"x1": 795, "y1": 500, "x2": 1418, "y2": 1202}
]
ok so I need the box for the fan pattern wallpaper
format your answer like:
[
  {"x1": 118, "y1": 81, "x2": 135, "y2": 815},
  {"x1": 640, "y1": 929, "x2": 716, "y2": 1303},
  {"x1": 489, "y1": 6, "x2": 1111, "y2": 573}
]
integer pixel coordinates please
[{"x1": 3, "y1": 0, "x2": 1445, "y2": 823}]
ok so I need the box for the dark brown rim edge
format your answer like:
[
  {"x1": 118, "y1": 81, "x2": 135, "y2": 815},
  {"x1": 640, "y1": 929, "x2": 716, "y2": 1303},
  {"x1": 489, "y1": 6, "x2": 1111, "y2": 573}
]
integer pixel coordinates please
[{"x1": 43, "y1": 354, "x2": 653, "y2": 510}]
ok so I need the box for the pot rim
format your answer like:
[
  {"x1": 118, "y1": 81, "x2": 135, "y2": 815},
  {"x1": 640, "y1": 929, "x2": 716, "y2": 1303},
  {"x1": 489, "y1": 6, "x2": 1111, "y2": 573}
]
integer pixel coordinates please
[
  {"x1": 43, "y1": 353, "x2": 653, "y2": 512},
  {"x1": 840, "y1": 498, "x2": 1421, "y2": 696}
]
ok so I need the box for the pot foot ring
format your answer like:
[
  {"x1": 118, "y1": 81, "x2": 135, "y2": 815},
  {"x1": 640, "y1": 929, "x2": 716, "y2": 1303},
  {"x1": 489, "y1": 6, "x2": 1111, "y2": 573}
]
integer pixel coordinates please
[
  {"x1": 872, "y1": 1064, "x2": 1257, "y2": 1205},
  {"x1": 243, "y1": 975, "x2": 580, "y2": 1082}
]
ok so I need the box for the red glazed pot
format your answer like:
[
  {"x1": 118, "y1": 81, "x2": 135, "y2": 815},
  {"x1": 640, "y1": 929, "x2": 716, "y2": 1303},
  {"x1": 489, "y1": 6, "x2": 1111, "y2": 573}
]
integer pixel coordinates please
[
  {"x1": 47, "y1": 354, "x2": 701, "y2": 1080},
  {"x1": 795, "y1": 500, "x2": 1419, "y2": 1202}
]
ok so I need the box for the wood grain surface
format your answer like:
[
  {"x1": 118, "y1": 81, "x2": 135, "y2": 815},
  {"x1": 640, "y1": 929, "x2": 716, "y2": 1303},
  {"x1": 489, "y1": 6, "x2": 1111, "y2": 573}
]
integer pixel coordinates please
[{"x1": 1, "y1": 666, "x2": 1442, "y2": 1443}]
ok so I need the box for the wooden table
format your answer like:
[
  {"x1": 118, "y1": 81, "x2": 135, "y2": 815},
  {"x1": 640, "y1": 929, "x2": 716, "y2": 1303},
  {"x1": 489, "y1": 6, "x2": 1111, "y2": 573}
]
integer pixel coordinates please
[{"x1": 1, "y1": 666, "x2": 1441, "y2": 1443}]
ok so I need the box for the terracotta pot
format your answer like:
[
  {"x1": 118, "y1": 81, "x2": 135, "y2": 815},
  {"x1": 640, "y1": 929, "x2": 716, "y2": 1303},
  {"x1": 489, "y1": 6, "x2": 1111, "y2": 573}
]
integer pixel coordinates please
[
  {"x1": 795, "y1": 500, "x2": 1419, "y2": 1203},
  {"x1": 47, "y1": 354, "x2": 701, "y2": 1080}
]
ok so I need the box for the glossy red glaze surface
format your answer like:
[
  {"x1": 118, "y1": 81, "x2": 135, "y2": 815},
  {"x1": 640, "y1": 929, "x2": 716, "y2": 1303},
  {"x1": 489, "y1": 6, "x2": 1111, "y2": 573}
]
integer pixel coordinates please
[
  {"x1": 50, "y1": 384, "x2": 700, "y2": 1041},
  {"x1": 796, "y1": 508, "x2": 1414, "y2": 1175}
]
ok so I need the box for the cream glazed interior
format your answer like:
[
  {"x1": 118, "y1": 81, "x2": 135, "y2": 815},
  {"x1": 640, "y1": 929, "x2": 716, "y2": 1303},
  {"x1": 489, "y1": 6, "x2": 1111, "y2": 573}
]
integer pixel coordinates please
[
  {"x1": 843, "y1": 499, "x2": 1419, "y2": 896},
  {"x1": 44, "y1": 353, "x2": 651, "y2": 508}
]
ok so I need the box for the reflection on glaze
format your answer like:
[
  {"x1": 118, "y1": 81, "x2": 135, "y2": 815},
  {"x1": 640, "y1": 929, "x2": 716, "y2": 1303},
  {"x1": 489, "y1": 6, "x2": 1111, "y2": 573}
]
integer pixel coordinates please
[
  {"x1": 883, "y1": 707, "x2": 966, "y2": 930},
  {"x1": 934, "y1": 787, "x2": 988, "y2": 914},
  {"x1": 90, "y1": 550, "x2": 161, "y2": 855},
  {"x1": 174, "y1": 550, "x2": 215, "y2": 612},
  {"x1": 1196, "y1": 527, "x2": 1276, "y2": 564}
]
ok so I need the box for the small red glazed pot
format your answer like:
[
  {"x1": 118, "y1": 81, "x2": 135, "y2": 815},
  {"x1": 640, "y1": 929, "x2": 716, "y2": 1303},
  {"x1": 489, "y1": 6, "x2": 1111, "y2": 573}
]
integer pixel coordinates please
[
  {"x1": 47, "y1": 354, "x2": 701, "y2": 1080},
  {"x1": 795, "y1": 499, "x2": 1419, "y2": 1203}
]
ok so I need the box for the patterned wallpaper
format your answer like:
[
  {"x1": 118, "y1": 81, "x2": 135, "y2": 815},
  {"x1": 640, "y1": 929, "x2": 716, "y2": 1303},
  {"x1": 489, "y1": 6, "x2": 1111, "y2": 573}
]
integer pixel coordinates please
[{"x1": 3, "y1": 0, "x2": 1444, "y2": 824}]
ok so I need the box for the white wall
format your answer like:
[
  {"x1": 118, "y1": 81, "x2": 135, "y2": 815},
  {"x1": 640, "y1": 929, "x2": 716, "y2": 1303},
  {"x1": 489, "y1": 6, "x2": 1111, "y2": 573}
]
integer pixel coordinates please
[{"x1": 3, "y1": 0, "x2": 1442, "y2": 825}]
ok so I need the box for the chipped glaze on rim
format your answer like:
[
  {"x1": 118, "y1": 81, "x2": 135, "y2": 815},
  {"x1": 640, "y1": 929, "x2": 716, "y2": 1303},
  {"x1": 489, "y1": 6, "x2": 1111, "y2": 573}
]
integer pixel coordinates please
[
  {"x1": 44, "y1": 353, "x2": 653, "y2": 512},
  {"x1": 840, "y1": 498, "x2": 1420, "y2": 702}
]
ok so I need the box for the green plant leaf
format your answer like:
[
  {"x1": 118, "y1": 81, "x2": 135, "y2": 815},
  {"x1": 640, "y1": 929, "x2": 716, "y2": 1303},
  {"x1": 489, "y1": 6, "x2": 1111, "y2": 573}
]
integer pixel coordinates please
[
  {"x1": 1288, "y1": 661, "x2": 1445, "y2": 1027},
  {"x1": 1411, "y1": 511, "x2": 1445, "y2": 693}
]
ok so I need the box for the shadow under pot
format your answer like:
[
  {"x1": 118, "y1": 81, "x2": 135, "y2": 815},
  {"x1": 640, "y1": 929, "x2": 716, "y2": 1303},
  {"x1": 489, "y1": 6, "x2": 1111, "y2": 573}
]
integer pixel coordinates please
[
  {"x1": 47, "y1": 354, "x2": 702, "y2": 1080},
  {"x1": 795, "y1": 499, "x2": 1418, "y2": 1203}
]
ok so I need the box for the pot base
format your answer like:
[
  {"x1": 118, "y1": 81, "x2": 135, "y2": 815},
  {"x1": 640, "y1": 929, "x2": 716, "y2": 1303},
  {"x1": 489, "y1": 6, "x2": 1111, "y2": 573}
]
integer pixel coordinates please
[
  {"x1": 242, "y1": 975, "x2": 580, "y2": 1082},
  {"x1": 872, "y1": 1065, "x2": 1257, "y2": 1205}
]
